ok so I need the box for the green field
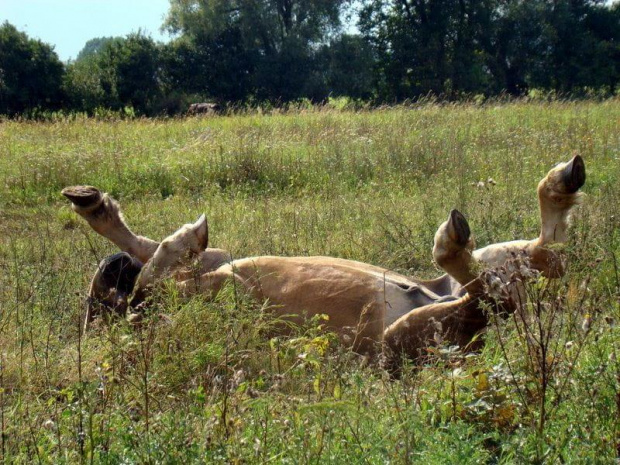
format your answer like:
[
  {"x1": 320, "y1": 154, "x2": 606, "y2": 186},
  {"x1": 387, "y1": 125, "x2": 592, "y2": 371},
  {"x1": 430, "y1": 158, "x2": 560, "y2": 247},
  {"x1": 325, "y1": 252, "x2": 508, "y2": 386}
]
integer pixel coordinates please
[{"x1": 1, "y1": 101, "x2": 619, "y2": 463}]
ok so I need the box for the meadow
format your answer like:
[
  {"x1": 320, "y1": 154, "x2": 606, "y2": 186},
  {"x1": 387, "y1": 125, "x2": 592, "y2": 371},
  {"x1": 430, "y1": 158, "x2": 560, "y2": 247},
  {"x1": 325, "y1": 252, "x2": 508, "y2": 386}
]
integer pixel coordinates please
[{"x1": 0, "y1": 100, "x2": 619, "y2": 463}]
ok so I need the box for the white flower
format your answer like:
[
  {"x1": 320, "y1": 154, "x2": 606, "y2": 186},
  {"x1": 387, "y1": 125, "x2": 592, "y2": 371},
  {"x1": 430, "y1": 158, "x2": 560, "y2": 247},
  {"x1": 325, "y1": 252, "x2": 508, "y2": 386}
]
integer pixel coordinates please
[
  {"x1": 43, "y1": 420, "x2": 55, "y2": 430},
  {"x1": 581, "y1": 314, "x2": 592, "y2": 332}
]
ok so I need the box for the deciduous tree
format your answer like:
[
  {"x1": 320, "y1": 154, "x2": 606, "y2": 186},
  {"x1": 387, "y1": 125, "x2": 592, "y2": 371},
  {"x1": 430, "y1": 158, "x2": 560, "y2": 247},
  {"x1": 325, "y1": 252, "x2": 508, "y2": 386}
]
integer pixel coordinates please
[{"x1": 0, "y1": 22, "x2": 64, "y2": 115}]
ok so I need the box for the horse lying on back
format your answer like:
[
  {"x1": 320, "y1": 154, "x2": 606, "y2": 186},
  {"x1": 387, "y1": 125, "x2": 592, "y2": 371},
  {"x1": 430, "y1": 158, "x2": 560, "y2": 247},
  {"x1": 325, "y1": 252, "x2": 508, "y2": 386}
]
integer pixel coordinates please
[{"x1": 62, "y1": 155, "x2": 585, "y2": 364}]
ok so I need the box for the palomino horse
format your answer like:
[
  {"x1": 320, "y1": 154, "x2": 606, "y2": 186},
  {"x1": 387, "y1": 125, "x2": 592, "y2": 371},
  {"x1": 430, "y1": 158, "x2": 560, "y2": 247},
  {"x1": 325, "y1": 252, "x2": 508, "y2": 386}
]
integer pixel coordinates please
[{"x1": 62, "y1": 155, "x2": 585, "y2": 362}]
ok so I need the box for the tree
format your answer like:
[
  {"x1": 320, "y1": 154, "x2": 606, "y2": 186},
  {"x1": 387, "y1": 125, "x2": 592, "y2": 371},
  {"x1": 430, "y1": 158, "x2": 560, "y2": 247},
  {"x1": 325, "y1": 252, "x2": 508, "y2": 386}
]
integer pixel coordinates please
[
  {"x1": 359, "y1": 0, "x2": 495, "y2": 99},
  {"x1": 163, "y1": 0, "x2": 349, "y2": 101},
  {"x1": 545, "y1": 0, "x2": 619, "y2": 93},
  {"x1": 586, "y1": 2, "x2": 620, "y2": 93},
  {"x1": 319, "y1": 34, "x2": 376, "y2": 100},
  {"x1": 63, "y1": 56, "x2": 106, "y2": 112},
  {"x1": 110, "y1": 33, "x2": 162, "y2": 112},
  {"x1": 75, "y1": 37, "x2": 117, "y2": 62},
  {"x1": 165, "y1": 0, "x2": 345, "y2": 50},
  {"x1": 484, "y1": 0, "x2": 551, "y2": 95},
  {"x1": 0, "y1": 22, "x2": 65, "y2": 115},
  {"x1": 161, "y1": 28, "x2": 255, "y2": 103},
  {"x1": 64, "y1": 33, "x2": 163, "y2": 114},
  {"x1": 359, "y1": 0, "x2": 620, "y2": 99}
]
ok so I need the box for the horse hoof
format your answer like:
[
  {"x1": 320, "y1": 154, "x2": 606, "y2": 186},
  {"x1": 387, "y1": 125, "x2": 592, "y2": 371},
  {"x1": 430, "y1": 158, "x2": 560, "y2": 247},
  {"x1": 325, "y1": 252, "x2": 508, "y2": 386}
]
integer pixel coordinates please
[
  {"x1": 61, "y1": 186, "x2": 103, "y2": 208},
  {"x1": 562, "y1": 154, "x2": 586, "y2": 193},
  {"x1": 448, "y1": 209, "x2": 471, "y2": 247}
]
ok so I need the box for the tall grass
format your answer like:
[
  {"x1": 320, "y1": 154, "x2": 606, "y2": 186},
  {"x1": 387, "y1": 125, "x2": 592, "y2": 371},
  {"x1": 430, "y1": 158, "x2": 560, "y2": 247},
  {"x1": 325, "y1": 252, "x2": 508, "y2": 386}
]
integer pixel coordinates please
[{"x1": 0, "y1": 100, "x2": 618, "y2": 462}]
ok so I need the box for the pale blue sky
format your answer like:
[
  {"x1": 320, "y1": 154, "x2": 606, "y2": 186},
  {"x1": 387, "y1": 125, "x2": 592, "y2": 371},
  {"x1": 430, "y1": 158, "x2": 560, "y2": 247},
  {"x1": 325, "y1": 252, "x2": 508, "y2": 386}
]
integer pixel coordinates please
[{"x1": 2, "y1": 0, "x2": 172, "y2": 61}]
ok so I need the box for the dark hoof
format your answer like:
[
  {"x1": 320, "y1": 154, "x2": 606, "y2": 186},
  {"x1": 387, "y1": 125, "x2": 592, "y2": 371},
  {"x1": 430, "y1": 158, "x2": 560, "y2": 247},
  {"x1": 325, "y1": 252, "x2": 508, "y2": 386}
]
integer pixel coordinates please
[
  {"x1": 86, "y1": 252, "x2": 143, "y2": 329},
  {"x1": 448, "y1": 209, "x2": 471, "y2": 246},
  {"x1": 562, "y1": 155, "x2": 586, "y2": 193},
  {"x1": 61, "y1": 186, "x2": 103, "y2": 208},
  {"x1": 96, "y1": 252, "x2": 143, "y2": 294}
]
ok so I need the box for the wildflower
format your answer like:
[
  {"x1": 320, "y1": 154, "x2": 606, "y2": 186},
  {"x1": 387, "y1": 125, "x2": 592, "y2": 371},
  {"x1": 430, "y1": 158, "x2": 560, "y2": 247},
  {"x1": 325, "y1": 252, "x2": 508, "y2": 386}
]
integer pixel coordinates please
[
  {"x1": 43, "y1": 419, "x2": 55, "y2": 430},
  {"x1": 581, "y1": 314, "x2": 592, "y2": 332}
]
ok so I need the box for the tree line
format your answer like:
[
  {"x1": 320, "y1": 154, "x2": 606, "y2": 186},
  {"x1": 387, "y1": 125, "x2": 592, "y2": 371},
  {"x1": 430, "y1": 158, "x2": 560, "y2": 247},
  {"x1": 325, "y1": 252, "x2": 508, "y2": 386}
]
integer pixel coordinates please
[{"x1": 1, "y1": 0, "x2": 619, "y2": 117}]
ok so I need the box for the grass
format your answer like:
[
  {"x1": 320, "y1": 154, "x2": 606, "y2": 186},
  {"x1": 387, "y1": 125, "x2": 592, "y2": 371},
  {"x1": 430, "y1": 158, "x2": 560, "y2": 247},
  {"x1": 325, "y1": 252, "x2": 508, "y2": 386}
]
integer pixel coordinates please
[{"x1": 0, "y1": 100, "x2": 619, "y2": 463}]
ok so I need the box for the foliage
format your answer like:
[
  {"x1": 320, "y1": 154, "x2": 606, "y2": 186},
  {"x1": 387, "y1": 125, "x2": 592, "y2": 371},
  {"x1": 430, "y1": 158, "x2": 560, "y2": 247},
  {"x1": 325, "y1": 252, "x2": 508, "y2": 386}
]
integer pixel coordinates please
[
  {"x1": 161, "y1": 30, "x2": 255, "y2": 104},
  {"x1": 164, "y1": 0, "x2": 345, "y2": 49},
  {"x1": 75, "y1": 37, "x2": 118, "y2": 62},
  {"x1": 359, "y1": 0, "x2": 496, "y2": 98},
  {"x1": 0, "y1": 101, "x2": 619, "y2": 462},
  {"x1": 163, "y1": 0, "x2": 349, "y2": 102},
  {"x1": 64, "y1": 33, "x2": 163, "y2": 115},
  {"x1": 314, "y1": 34, "x2": 376, "y2": 100},
  {"x1": 0, "y1": 21, "x2": 65, "y2": 116},
  {"x1": 359, "y1": 0, "x2": 620, "y2": 98}
]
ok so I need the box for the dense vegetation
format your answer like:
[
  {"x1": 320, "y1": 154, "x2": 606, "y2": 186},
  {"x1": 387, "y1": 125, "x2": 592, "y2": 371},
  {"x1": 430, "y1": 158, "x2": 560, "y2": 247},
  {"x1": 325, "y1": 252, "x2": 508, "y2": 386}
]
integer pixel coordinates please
[
  {"x1": 1, "y1": 0, "x2": 620, "y2": 116},
  {"x1": 0, "y1": 100, "x2": 618, "y2": 462}
]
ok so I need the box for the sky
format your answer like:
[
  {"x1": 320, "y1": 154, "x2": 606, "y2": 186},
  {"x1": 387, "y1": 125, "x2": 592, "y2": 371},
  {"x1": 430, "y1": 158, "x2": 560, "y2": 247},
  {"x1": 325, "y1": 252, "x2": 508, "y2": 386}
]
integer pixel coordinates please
[{"x1": 2, "y1": 0, "x2": 172, "y2": 62}]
